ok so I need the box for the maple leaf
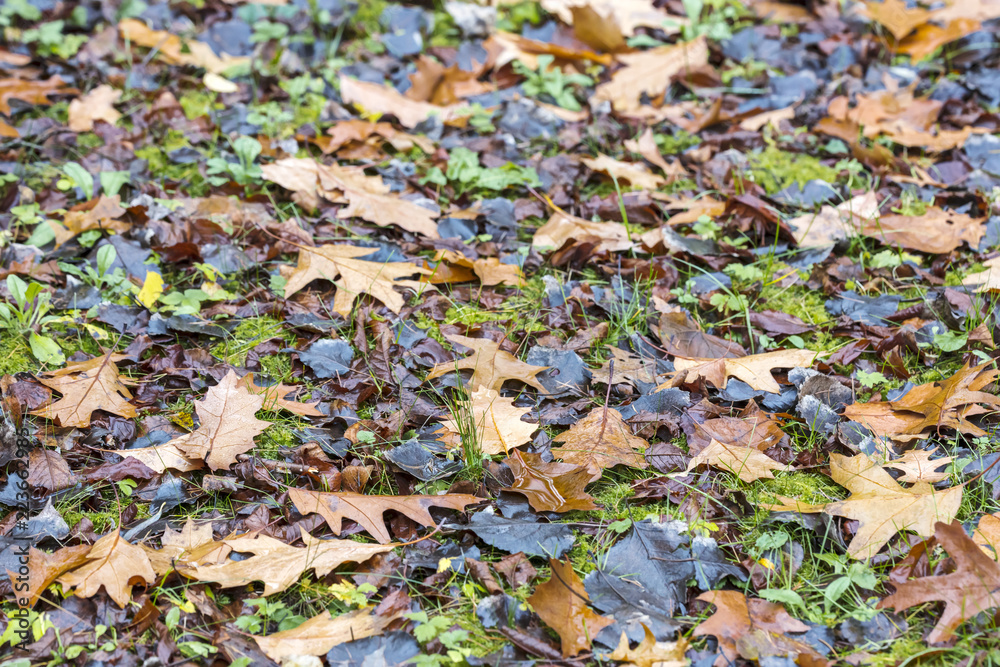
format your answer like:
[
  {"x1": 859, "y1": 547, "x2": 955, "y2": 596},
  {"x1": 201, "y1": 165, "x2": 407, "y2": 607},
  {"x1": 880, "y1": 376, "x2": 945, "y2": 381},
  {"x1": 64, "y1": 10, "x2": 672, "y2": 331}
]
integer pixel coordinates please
[
  {"x1": 665, "y1": 348, "x2": 822, "y2": 394},
  {"x1": 289, "y1": 489, "x2": 481, "y2": 543},
  {"x1": 528, "y1": 557, "x2": 613, "y2": 657},
  {"x1": 551, "y1": 406, "x2": 649, "y2": 481},
  {"x1": 252, "y1": 608, "x2": 399, "y2": 661},
  {"x1": 68, "y1": 84, "x2": 121, "y2": 132},
  {"x1": 437, "y1": 385, "x2": 537, "y2": 456},
  {"x1": 504, "y1": 449, "x2": 599, "y2": 513},
  {"x1": 31, "y1": 353, "x2": 136, "y2": 428},
  {"x1": 426, "y1": 334, "x2": 549, "y2": 393},
  {"x1": 239, "y1": 374, "x2": 322, "y2": 417},
  {"x1": 606, "y1": 624, "x2": 688, "y2": 667},
  {"x1": 693, "y1": 590, "x2": 825, "y2": 667},
  {"x1": 177, "y1": 528, "x2": 395, "y2": 595},
  {"x1": 282, "y1": 244, "x2": 434, "y2": 316},
  {"x1": 686, "y1": 438, "x2": 789, "y2": 482},
  {"x1": 0, "y1": 75, "x2": 74, "y2": 114},
  {"x1": 58, "y1": 529, "x2": 156, "y2": 608},
  {"x1": 533, "y1": 209, "x2": 633, "y2": 254},
  {"x1": 879, "y1": 520, "x2": 1000, "y2": 643},
  {"x1": 10, "y1": 545, "x2": 90, "y2": 609},
  {"x1": 172, "y1": 370, "x2": 271, "y2": 471}
]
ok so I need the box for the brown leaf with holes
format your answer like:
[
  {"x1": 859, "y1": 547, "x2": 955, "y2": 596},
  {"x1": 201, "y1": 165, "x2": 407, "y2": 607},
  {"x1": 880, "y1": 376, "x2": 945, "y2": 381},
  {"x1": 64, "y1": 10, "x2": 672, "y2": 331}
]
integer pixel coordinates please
[
  {"x1": 693, "y1": 590, "x2": 825, "y2": 667},
  {"x1": 176, "y1": 528, "x2": 396, "y2": 594},
  {"x1": 282, "y1": 244, "x2": 434, "y2": 316},
  {"x1": 884, "y1": 447, "x2": 952, "y2": 483},
  {"x1": 239, "y1": 374, "x2": 322, "y2": 417},
  {"x1": 289, "y1": 489, "x2": 481, "y2": 543},
  {"x1": 31, "y1": 353, "x2": 135, "y2": 428},
  {"x1": 58, "y1": 529, "x2": 156, "y2": 608},
  {"x1": 879, "y1": 520, "x2": 1000, "y2": 643},
  {"x1": 437, "y1": 384, "x2": 537, "y2": 456},
  {"x1": 427, "y1": 334, "x2": 549, "y2": 393},
  {"x1": 551, "y1": 407, "x2": 649, "y2": 480},
  {"x1": 686, "y1": 438, "x2": 788, "y2": 482},
  {"x1": 172, "y1": 370, "x2": 270, "y2": 471},
  {"x1": 503, "y1": 449, "x2": 599, "y2": 513},
  {"x1": 68, "y1": 84, "x2": 121, "y2": 132},
  {"x1": 0, "y1": 75, "x2": 74, "y2": 114},
  {"x1": 11, "y1": 545, "x2": 90, "y2": 609},
  {"x1": 591, "y1": 347, "x2": 660, "y2": 387},
  {"x1": 607, "y1": 624, "x2": 688, "y2": 667},
  {"x1": 253, "y1": 608, "x2": 399, "y2": 661},
  {"x1": 665, "y1": 349, "x2": 821, "y2": 394},
  {"x1": 528, "y1": 557, "x2": 613, "y2": 657}
]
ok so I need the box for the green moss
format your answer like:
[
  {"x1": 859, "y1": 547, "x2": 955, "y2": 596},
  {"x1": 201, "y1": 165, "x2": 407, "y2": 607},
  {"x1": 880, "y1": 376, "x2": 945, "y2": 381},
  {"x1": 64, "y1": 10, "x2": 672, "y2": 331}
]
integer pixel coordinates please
[
  {"x1": 746, "y1": 145, "x2": 838, "y2": 194},
  {"x1": 292, "y1": 92, "x2": 326, "y2": 128},
  {"x1": 757, "y1": 284, "x2": 830, "y2": 326},
  {"x1": 758, "y1": 472, "x2": 844, "y2": 505},
  {"x1": 44, "y1": 101, "x2": 69, "y2": 123},
  {"x1": 258, "y1": 424, "x2": 298, "y2": 458},
  {"x1": 135, "y1": 144, "x2": 209, "y2": 195},
  {"x1": 946, "y1": 262, "x2": 984, "y2": 287},
  {"x1": 212, "y1": 315, "x2": 289, "y2": 367},
  {"x1": 445, "y1": 304, "x2": 510, "y2": 326},
  {"x1": 76, "y1": 133, "x2": 103, "y2": 150},
  {"x1": 656, "y1": 130, "x2": 700, "y2": 154},
  {"x1": 353, "y1": 0, "x2": 388, "y2": 35},
  {"x1": 0, "y1": 335, "x2": 36, "y2": 374},
  {"x1": 179, "y1": 90, "x2": 218, "y2": 120}
]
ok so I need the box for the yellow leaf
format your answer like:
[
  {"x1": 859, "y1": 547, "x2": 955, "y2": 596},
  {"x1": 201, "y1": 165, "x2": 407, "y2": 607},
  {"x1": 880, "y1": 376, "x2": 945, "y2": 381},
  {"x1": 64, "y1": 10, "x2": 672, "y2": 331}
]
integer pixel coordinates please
[{"x1": 137, "y1": 272, "x2": 163, "y2": 309}]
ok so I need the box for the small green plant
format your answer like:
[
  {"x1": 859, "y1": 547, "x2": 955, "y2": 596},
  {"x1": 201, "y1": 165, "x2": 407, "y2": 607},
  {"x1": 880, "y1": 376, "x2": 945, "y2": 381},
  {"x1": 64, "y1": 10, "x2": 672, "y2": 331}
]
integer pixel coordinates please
[
  {"x1": 433, "y1": 147, "x2": 541, "y2": 193},
  {"x1": 57, "y1": 162, "x2": 95, "y2": 200},
  {"x1": 0, "y1": 275, "x2": 63, "y2": 365},
  {"x1": 58, "y1": 244, "x2": 135, "y2": 304},
  {"x1": 207, "y1": 136, "x2": 263, "y2": 186},
  {"x1": 21, "y1": 20, "x2": 87, "y2": 59},
  {"x1": 724, "y1": 262, "x2": 765, "y2": 284},
  {"x1": 246, "y1": 101, "x2": 295, "y2": 137},
  {"x1": 513, "y1": 55, "x2": 593, "y2": 111},
  {"x1": 855, "y1": 369, "x2": 889, "y2": 389},
  {"x1": 454, "y1": 104, "x2": 497, "y2": 133},
  {"x1": 405, "y1": 611, "x2": 474, "y2": 666},
  {"x1": 234, "y1": 598, "x2": 307, "y2": 634}
]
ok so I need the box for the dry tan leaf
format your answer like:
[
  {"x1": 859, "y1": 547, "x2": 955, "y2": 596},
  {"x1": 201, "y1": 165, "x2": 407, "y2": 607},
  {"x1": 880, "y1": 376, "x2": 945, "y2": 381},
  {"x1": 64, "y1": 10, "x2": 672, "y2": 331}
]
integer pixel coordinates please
[
  {"x1": 438, "y1": 385, "x2": 537, "y2": 456},
  {"x1": 433, "y1": 249, "x2": 525, "y2": 286},
  {"x1": 55, "y1": 195, "x2": 129, "y2": 248},
  {"x1": 28, "y1": 449, "x2": 78, "y2": 492},
  {"x1": 738, "y1": 105, "x2": 795, "y2": 131},
  {"x1": 686, "y1": 438, "x2": 788, "y2": 482},
  {"x1": 0, "y1": 75, "x2": 74, "y2": 114},
  {"x1": 884, "y1": 447, "x2": 952, "y2": 483},
  {"x1": 339, "y1": 75, "x2": 469, "y2": 129},
  {"x1": 667, "y1": 349, "x2": 821, "y2": 394},
  {"x1": 528, "y1": 557, "x2": 613, "y2": 657},
  {"x1": 58, "y1": 529, "x2": 156, "y2": 608},
  {"x1": 143, "y1": 519, "x2": 229, "y2": 576},
  {"x1": 118, "y1": 19, "x2": 250, "y2": 74},
  {"x1": 590, "y1": 347, "x2": 660, "y2": 387},
  {"x1": 503, "y1": 449, "x2": 599, "y2": 513},
  {"x1": 533, "y1": 209, "x2": 633, "y2": 253},
  {"x1": 282, "y1": 244, "x2": 434, "y2": 316},
  {"x1": 172, "y1": 370, "x2": 271, "y2": 471},
  {"x1": 289, "y1": 490, "x2": 481, "y2": 543},
  {"x1": 551, "y1": 407, "x2": 648, "y2": 480},
  {"x1": 538, "y1": 0, "x2": 686, "y2": 36},
  {"x1": 253, "y1": 608, "x2": 398, "y2": 661},
  {"x1": 608, "y1": 624, "x2": 688, "y2": 667},
  {"x1": 788, "y1": 192, "x2": 880, "y2": 248},
  {"x1": 115, "y1": 442, "x2": 203, "y2": 474},
  {"x1": 12, "y1": 545, "x2": 91, "y2": 609},
  {"x1": 68, "y1": 85, "x2": 121, "y2": 132},
  {"x1": 239, "y1": 374, "x2": 323, "y2": 417},
  {"x1": 624, "y1": 127, "x2": 674, "y2": 177},
  {"x1": 580, "y1": 154, "x2": 665, "y2": 190},
  {"x1": 748, "y1": 0, "x2": 815, "y2": 22},
  {"x1": 865, "y1": 0, "x2": 931, "y2": 40},
  {"x1": 426, "y1": 334, "x2": 550, "y2": 393},
  {"x1": 899, "y1": 18, "x2": 981, "y2": 61},
  {"x1": 861, "y1": 207, "x2": 985, "y2": 254},
  {"x1": 973, "y1": 512, "x2": 1000, "y2": 560},
  {"x1": 931, "y1": 0, "x2": 1000, "y2": 22},
  {"x1": 594, "y1": 36, "x2": 708, "y2": 112},
  {"x1": 177, "y1": 528, "x2": 396, "y2": 594},
  {"x1": 31, "y1": 353, "x2": 135, "y2": 428},
  {"x1": 963, "y1": 256, "x2": 1000, "y2": 293},
  {"x1": 570, "y1": 5, "x2": 627, "y2": 52}
]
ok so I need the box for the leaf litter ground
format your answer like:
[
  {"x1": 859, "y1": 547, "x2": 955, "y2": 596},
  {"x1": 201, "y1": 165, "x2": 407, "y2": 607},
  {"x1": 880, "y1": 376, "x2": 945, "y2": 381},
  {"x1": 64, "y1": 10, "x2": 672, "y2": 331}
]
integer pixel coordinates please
[{"x1": 3, "y1": 0, "x2": 1000, "y2": 665}]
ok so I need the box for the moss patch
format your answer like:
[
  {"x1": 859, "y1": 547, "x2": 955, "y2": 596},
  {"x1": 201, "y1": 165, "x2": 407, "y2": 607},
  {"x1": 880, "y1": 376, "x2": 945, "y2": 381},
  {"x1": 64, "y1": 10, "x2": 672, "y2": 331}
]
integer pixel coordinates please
[
  {"x1": 0, "y1": 335, "x2": 37, "y2": 374},
  {"x1": 746, "y1": 146, "x2": 838, "y2": 194}
]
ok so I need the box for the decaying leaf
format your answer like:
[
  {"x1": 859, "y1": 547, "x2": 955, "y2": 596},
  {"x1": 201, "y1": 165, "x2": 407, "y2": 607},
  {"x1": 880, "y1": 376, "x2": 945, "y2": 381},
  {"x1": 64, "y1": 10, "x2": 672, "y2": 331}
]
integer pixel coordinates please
[
  {"x1": 13, "y1": 545, "x2": 91, "y2": 609},
  {"x1": 879, "y1": 520, "x2": 1000, "y2": 643},
  {"x1": 686, "y1": 438, "x2": 789, "y2": 482},
  {"x1": 426, "y1": 334, "x2": 549, "y2": 393},
  {"x1": 788, "y1": 192, "x2": 880, "y2": 248},
  {"x1": 665, "y1": 349, "x2": 822, "y2": 394},
  {"x1": 339, "y1": 75, "x2": 469, "y2": 129},
  {"x1": 239, "y1": 374, "x2": 323, "y2": 417},
  {"x1": 143, "y1": 519, "x2": 228, "y2": 576},
  {"x1": 172, "y1": 370, "x2": 271, "y2": 470},
  {"x1": 68, "y1": 84, "x2": 121, "y2": 132},
  {"x1": 606, "y1": 624, "x2": 688, "y2": 667},
  {"x1": 58, "y1": 529, "x2": 156, "y2": 608},
  {"x1": 0, "y1": 75, "x2": 75, "y2": 115},
  {"x1": 551, "y1": 406, "x2": 649, "y2": 480},
  {"x1": 437, "y1": 384, "x2": 537, "y2": 456},
  {"x1": 32, "y1": 353, "x2": 136, "y2": 428},
  {"x1": 116, "y1": 442, "x2": 203, "y2": 474},
  {"x1": 594, "y1": 36, "x2": 709, "y2": 112},
  {"x1": 253, "y1": 608, "x2": 399, "y2": 661},
  {"x1": 434, "y1": 249, "x2": 525, "y2": 287},
  {"x1": 973, "y1": 512, "x2": 1000, "y2": 560},
  {"x1": 884, "y1": 447, "x2": 952, "y2": 483},
  {"x1": 528, "y1": 557, "x2": 613, "y2": 657},
  {"x1": 533, "y1": 209, "x2": 633, "y2": 254},
  {"x1": 289, "y1": 489, "x2": 481, "y2": 543},
  {"x1": 590, "y1": 347, "x2": 660, "y2": 387},
  {"x1": 504, "y1": 449, "x2": 599, "y2": 513},
  {"x1": 861, "y1": 207, "x2": 985, "y2": 254},
  {"x1": 963, "y1": 256, "x2": 1000, "y2": 293},
  {"x1": 580, "y1": 154, "x2": 665, "y2": 190},
  {"x1": 865, "y1": 0, "x2": 930, "y2": 40}
]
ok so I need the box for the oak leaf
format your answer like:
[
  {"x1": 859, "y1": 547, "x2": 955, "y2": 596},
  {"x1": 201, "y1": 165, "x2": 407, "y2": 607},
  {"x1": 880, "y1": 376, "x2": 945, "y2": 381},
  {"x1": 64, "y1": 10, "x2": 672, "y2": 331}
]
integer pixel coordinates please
[
  {"x1": 666, "y1": 349, "x2": 822, "y2": 394},
  {"x1": 289, "y1": 489, "x2": 481, "y2": 543},
  {"x1": 118, "y1": 19, "x2": 250, "y2": 74},
  {"x1": 504, "y1": 449, "x2": 599, "y2": 513},
  {"x1": 54, "y1": 195, "x2": 129, "y2": 248},
  {"x1": 899, "y1": 18, "x2": 980, "y2": 61},
  {"x1": 58, "y1": 529, "x2": 156, "y2": 608},
  {"x1": 539, "y1": 0, "x2": 686, "y2": 37},
  {"x1": 884, "y1": 447, "x2": 952, "y2": 483},
  {"x1": 239, "y1": 374, "x2": 322, "y2": 417},
  {"x1": 686, "y1": 438, "x2": 788, "y2": 482},
  {"x1": 0, "y1": 75, "x2": 74, "y2": 114},
  {"x1": 172, "y1": 370, "x2": 271, "y2": 471},
  {"x1": 533, "y1": 209, "x2": 633, "y2": 254},
  {"x1": 879, "y1": 520, "x2": 1000, "y2": 643},
  {"x1": 339, "y1": 75, "x2": 470, "y2": 129},
  {"x1": 580, "y1": 154, "x2": 665, "y2": 190},
  {"x1": 623, "y1": 127, "x2": 676, "y2": 179},
  {"x1": 143, "y1": 519, "x2": 229, "y2": 576},
  {"x1": 528, "y1": 557, "x2": 613, "y2": 657},
  {"x1": 551, "y1": 407, "x2": 649, "y2": 481},
  {"x1": 963, "y1": 256, "x2": 1000, "y2": 293},
  {"x1": 11, "y1": 545, "x2": 90, "y2": 609},
  {"x1": 693, "y1": 590, "x2": 824, "y2": 667},
  {"x1": 116, "y1": 442, "x2": 203, "y2": 474},
  {"x1": 437, "y1": 385, "x2": 537, "y2": 456},
  {"x1": 788, "y1": 192, "x2": 880, "y2": 248},
  {"x1": 594, "y1": 36, "x2": 708, "y2": 112},
  {"x1": 433, "y1": 249, "x2": 525, "y2": 287},
  {"x1": 973, "y1": 512, "x2": 1000, "y2": 560},
  {"x1": 861, "y1": 207, "x2": 985, "y2": 254},
  {"x1": 68, "y1": 84, "x2": 121, "y2": 132},
  {"x1": 177, "y1": 528, "x2": 395, "y2": 595},
  {"x1": 31, "y1": 353, "x2": 136, "y2": 428},
  {"x1": 590, "y1": 347, "x2": 660, "y2": 387},
  {"x1": 282, "y1": 244, "x2": 434, "y2": 316},
  {"x1": 28, "y1": 449, "x2": 78, "y2": 492},
  {"x1": 252, "y1": 608, "x2": 398, "y2": 661},
  {"x1": 607, "y1": 625, "x2": 688, "y2": 667},
  {"x1": 426, "y1": 334, "x2": 550, "y2": 393}
]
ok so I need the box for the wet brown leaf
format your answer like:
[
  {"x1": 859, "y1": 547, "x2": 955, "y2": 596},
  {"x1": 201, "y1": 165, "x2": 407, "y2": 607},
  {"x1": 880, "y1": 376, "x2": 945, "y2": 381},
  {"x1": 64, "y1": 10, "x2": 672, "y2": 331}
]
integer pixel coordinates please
[
  {"x1": 426, "y1": 334, "x2": 550, "y2": 393},
  {"x1": 58, "y1": 529, "x2": 156, "y2": 608},
  {"x1": 551, "y1": 406, "x2": 649, "y2": 480},
  {"x1": 503, "y1": 449, "x2": 599, "y2": 513},
  {"x1": 31, "y1": 353, "x2": 135, "y2": 428},
  {"x1": 528, "y1": 557, "x2": 613, "y2": 657}
]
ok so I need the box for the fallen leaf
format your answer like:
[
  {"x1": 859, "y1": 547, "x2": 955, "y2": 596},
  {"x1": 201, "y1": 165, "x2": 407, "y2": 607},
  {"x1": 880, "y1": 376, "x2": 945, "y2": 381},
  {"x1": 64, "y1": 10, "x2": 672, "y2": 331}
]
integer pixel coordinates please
[
  {"x1": 973, "y1": 512, "x2": 1000, "y2": 560},
  {"x1": 861, "y1": 207, "x2": 985, "y2": 254},
  {"x1": 31, "y1": 354, "x2": 136, "y2": 428},
  {"x1": 339, "y1": 75, "x2": 469, "y2": 129},
  {"x1": 28, "y1": 449, "x2": 78, "y2": 492},
  {"x1": 252, "y1": 608, "x2": 398, "y2": 661},
  {"x1": 624, "y1": 127, "x2": 676, "y2": 178},
  {"x1": 0, "y1": 75, "x2": 74, "y2": 114},
  {"x1": 590, "y1": 347, "x2": 660, "y2": 387},
  {"x1": 434, "y1": 249, "x2": 525, "y2": 286},
  {"x1": 239, "y1": 374, "x2": 323, "y2": 417},
  {"x1": 426, "y1": 334, "x2": 550, "y2": 393},
  {"x1": 136, "y1": 271, "x2": 163, "y2": 309},
  {"x1": 203, "y1": 72, "x2": 238, "y2": 93},
  {"x1": 879, "y1": 520, "x2": 1000, "y2": 642},
  {"x1": 282, "y1": 244, "x2": 434, "y2": 316},
  {"x1": 570, "y1": 5, "x2": 627, "y2": 52},
  {"x1": 738, "y1": 105, "x2": 796, "y2": 131},
  {"x1": 11, "y1": 545, "x2": 90, "y2": 609},
  {"x1": 899, "y1": 18, "x2": 981, "y2": 61},
  {"x1": 115, "y1": 442, "x2": 203, "y2": 474},
  {"x1": 666, "y1": 349, "x2": 822, "y2": 394},
  {"x1": 504, "y1": 449, "x2": 599, "y2": 513},
  {"x1": 865, "y1": 0, "x2": 931, "y2": 40},
  {"x1": 68, "y1": 84, "x2": 121, "y2": 132},
  {"x1": 963, "y1": 256, "x2": 1000, "y2": 293},
  {"x1": 551, "y1": 406, "x2": 649, "y2": 480},
  {"x1": 54, "y1": 195, "x2": 129, "y2": 248},
  {"x1": 788, "y1": 192, "x2": 881, "y2": 248},
  {"x1": 595, "y1": 36, "x2": 708, "y2": 112},
  {"x1": 172, "y1": 370, "x2": 271, "y2": 471},
  {"x1": 289, "y1": 489, "x2": 481, "y2": 543},
  {"x1": 580, "y1": 154, "x2": 665, "y2": 190},
  {"x1": 693, "y1": 590, "x2": 823, "y2": 667},
  {"x1": 437, "y1": 384, "x2": 537, "y2": 456},
  {"x1": 58, "y1": 529, "x2": 156, "y2": 608},
  {"x1": 143, "y1": 519, "x2": 229, "y2": 575},
  {"x1": 931, "y1": 0, "x2": 1000, "y2": 22},
  {"x1": 533, "y1": 209, "x2": 633, "y2": 253},
  {"x1": 539, "y1": 0, "x2": 686, "y2": 36},
  {"x1": 686, "y1": 438, "x2": 789, "y2": 482},
  {"x1": 528, "y1": 557, "x2": 613, "y2": 657},
  {"x1": 884, "y1": 447, "x2": 952, "y2": 483},
  {"x1": 177, "y1": 528, "x2": 396, "y2": 594},
  {"x1": 118, "y1": 19, "x2": 250, "y2": 74},
  {"x1": 607, "y1": 624, "x2": 688, "y2": 667}
]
